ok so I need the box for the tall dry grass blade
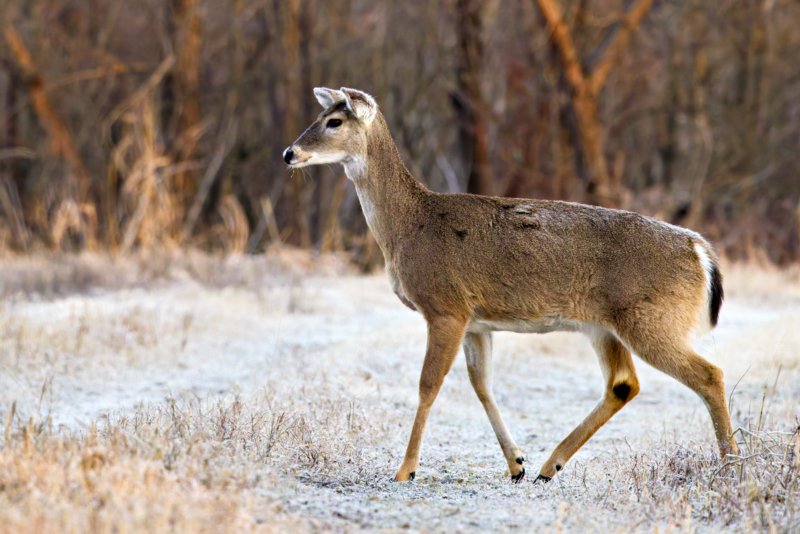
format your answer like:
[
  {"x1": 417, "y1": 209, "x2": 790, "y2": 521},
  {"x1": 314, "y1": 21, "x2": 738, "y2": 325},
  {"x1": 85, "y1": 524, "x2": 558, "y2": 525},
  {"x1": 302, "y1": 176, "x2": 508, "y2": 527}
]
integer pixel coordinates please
[
  {"x1": 23, "y1": 417, "x2": 31, "y2": 457},
  {"x1": 4, "y1": 401, "x2": 15, "y2": 445},
  {"x1": 218, "y1": 194, "x2": 249, "y2": 254},
  {"x1": 261, "y1": 197, "x2": 281, "y2": 245},
  {"x1": 764, "y1": 364, "x2": 782, "y2": 425},
  {"x1": 37, "y1": 375, "x2": 49, "y2": 420},
  {"x1": 117, "y1": 97, "x2": 177, "y2": 252},
  {"x1": 757, "y1": 378, "x2": 769, "y2": 433},
  {"x1": 247, "y1": 196, "x2": 282, "y2": 252},
  {"x1": 50, "y1": 198, "x2": 82, "y2": 248},
  {"x1": 120, "y1": 181, "x2": 153, "y2": 253},
  {"x1": 0, "y1": 173, "x2": 30, "y2": 250}
]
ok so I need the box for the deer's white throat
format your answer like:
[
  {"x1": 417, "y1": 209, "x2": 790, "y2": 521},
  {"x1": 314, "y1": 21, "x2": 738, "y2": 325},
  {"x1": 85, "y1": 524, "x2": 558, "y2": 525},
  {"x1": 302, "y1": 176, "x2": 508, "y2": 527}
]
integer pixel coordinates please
[
  {"x1": 343, "y1": 155, "x2": 367, "y2": 182},
  {"x1": 344, "y1": 156, "x2": 380, "y2": 234}
]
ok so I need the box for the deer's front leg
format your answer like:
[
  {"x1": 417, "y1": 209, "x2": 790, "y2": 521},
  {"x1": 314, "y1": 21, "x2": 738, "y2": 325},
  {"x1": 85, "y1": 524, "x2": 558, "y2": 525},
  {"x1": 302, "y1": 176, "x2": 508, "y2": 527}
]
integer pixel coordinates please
[{"x1": 395, "y1": 316, "x2": 467, "y2": 482}]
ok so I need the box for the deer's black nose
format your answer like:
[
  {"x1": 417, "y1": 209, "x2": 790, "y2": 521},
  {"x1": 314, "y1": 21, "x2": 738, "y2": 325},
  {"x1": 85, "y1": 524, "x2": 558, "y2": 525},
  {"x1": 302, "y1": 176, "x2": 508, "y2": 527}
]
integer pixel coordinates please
[{"x1": 283, "y1": 147, "x2": 294, "y2": 165}]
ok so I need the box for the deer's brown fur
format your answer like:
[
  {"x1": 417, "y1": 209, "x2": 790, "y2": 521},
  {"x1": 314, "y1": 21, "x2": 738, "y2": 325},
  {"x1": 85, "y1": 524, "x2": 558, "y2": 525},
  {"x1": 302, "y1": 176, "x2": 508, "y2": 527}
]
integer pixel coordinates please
[{"x1": 284, "y1": 87, "x2": 737, "y2": 483}]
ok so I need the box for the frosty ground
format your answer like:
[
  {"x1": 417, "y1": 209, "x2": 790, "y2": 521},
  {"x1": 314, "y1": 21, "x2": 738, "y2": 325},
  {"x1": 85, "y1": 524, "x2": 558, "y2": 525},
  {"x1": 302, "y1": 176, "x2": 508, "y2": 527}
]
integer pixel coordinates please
[{"x1": 0, "y1": 253, "x2": 798, "y2": 533}]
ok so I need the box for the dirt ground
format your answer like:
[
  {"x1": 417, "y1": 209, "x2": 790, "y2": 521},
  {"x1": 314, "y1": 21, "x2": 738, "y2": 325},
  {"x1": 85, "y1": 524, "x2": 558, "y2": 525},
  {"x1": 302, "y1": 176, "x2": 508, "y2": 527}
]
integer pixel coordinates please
[{"x1": 1, "y1": 253, "x2": 798, "y2": 533}]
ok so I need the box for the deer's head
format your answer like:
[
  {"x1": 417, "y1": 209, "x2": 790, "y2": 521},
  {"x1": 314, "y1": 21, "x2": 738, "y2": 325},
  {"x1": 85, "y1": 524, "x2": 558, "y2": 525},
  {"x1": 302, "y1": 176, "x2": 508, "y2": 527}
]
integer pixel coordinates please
[{"x1": 282, "y1": 87, "x2": 378, "y2": 171}]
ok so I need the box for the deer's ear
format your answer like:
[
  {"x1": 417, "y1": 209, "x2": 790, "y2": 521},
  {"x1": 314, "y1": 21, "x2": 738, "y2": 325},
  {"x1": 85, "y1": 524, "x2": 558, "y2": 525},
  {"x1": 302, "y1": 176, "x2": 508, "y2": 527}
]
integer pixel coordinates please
[
  {"x1": 340, "y1": 88, "x2": 378, "y2": 125},
  {"x1": 313, "y1": 87, "x2": 344, "y2": 109}
]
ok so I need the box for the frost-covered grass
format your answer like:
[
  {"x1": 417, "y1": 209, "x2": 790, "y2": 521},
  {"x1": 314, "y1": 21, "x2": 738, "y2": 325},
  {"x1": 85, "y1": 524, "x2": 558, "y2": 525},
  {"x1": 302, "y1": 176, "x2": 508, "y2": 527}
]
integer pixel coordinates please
[
  {"x1": 2, "y1": 386, "x2": 797, "y2": 533},
  {"x1": 0, "y1": 253, "x2": 798, "y2": 532}
]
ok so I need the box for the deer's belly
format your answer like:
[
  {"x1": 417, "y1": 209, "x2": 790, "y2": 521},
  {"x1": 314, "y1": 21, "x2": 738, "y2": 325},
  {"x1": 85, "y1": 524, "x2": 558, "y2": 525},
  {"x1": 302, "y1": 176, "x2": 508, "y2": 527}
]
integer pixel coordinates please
[{"x1": 468, "y1": 316, "x2": 583, "y2": 334}]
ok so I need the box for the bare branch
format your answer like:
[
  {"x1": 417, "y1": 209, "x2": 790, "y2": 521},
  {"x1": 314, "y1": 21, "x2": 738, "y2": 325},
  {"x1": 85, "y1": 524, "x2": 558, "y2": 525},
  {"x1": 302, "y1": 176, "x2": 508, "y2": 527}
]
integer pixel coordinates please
[
  {"x1": 102, "y1": 54, "x2": 176, "y2": 141},
  {"x1": 588, "y1": 0, "x2": 654, "y2": 95},
  {"x1": 533, "y1": 0, "x2": 587, "y2": 94}
]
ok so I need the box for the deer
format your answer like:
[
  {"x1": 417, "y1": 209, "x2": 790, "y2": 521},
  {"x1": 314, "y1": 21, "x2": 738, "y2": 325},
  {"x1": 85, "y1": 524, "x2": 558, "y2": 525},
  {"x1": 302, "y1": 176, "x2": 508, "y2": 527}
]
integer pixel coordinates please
[{"x1": 283, "y1": 87, "x2": 738, "y2": 484}]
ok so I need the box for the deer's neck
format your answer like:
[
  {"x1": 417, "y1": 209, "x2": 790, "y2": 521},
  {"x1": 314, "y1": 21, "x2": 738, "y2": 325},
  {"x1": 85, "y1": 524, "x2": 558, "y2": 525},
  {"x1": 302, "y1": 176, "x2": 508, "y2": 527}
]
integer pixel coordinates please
[{"x1": 343, "y1": 116, "x2": 427, "y2": 259}]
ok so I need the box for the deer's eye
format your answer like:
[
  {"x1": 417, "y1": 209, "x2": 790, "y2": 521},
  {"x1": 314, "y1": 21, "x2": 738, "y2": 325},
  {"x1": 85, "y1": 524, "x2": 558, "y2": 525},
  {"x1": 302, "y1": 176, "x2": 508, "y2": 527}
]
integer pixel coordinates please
[{"x1": 327, "y1": 119, "x2": 343, "y2": 128}]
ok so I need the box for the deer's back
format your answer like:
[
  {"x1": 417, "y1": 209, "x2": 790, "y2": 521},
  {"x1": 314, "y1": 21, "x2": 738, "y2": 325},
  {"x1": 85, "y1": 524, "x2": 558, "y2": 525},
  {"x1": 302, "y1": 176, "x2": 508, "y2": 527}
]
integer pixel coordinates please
[{"x1": 394, "y1": 193, "x2": 707, "y2": 325}]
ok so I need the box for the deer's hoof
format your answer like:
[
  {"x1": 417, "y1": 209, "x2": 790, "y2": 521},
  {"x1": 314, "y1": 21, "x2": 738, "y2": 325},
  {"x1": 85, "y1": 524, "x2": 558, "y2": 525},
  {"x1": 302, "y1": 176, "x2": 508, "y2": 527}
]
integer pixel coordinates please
[
  {"x1": 393, "y1": 470, "x2": 415, "y2": 482},
  {"x1": 534, "y1": 474, "x2": 552, "y2": 484},
  {"x1": 511, "y1": 467, "x2": 525, "y2": 483}
]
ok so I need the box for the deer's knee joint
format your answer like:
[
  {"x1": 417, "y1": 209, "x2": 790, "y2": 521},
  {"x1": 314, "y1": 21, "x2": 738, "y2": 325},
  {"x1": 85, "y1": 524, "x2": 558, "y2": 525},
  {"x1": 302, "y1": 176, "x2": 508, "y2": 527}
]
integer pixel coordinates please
[
  {"x1": 708, "y1": 364, "x2": 724, "y2": 385},
  {"x1": 698, "y1": 363, "x2": 725, "y2": 391}
]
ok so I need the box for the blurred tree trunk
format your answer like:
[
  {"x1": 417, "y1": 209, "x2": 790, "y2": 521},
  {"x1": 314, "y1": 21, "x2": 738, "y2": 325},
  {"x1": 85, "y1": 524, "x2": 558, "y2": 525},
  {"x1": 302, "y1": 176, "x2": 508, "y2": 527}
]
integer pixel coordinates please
[
  {"x1": 0, "y1": 69, "x2": 9, "y2": 150},
  {"x1": 754, "y1": 0, "x2": 774, "y2": 137},
  {"x1": 216, "y1": 0, "x2": 248, "y2": 250},
  {"x1": 4, "y1": 24, "x2": 95, "y2": 248},
  {"x1": 5, "y1": 26, "x2": 90, "y2": 201},
  {"x1": 796, "y1": 204, "x2": 800, "y2": 255},
  {"x1": 660, "y1": 37, "x2": 682, "y2": 190},
  {"x1": 297, "y1": 1, "x2": 321, "y2": 247},
  {"x1": 0, "y1": 62, "x2": 31, "y2": 249},
  {"x1": 171, "y1": 0, "x2": 203, "y2": 235},
  {"x1": 284, "y1": 0, "x2": 311, "y2": 248},
  {"x1": 533, "y1": 0, "x2": 653, "y2": 208},
  {"x1": 455, "y1": 0, "x2": 494, "y2": 196},
  {"x1": 685, "y1": 40, "x2": 713, "y2": 230}
]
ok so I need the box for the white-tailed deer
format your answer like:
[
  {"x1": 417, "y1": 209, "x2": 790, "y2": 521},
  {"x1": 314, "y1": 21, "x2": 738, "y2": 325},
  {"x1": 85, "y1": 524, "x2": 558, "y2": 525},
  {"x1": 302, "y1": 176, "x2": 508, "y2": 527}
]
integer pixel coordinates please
[{"x1": 283, "y1": 87, "x2": 737, "y2": 483}]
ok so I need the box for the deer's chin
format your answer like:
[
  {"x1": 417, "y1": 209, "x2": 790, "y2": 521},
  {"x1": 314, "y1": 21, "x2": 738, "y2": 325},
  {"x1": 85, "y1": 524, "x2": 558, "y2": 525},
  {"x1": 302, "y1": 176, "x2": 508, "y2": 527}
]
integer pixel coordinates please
[
  {"x1": 293, "y1": 152, "x2": 348, "y2": 168},
  {"x1": 287, "y1": 159, "x2": 311, "y2": 169}
]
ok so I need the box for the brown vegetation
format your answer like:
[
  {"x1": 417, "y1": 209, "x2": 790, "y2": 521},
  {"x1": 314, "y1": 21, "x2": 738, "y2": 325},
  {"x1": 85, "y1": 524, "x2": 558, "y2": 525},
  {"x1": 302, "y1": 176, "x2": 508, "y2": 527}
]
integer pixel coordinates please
[
  {"x1": 1, "y1": 388, "x2": 797, "y2": 532},
  {"x1": 0, "y1": 254, "x2": 797, "y2": 532},
  {"x1": 0, "y1": 0, "x2": 798, "y2": 262}
]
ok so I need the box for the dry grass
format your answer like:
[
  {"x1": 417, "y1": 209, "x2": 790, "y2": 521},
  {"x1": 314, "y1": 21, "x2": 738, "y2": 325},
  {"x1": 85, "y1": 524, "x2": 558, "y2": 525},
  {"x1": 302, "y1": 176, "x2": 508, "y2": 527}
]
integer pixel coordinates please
[
  {"x1": 0, "y1": 254, "x2": 798, "y2": 533},
  {"x1": 0, "y1": 388, "x2": 377, "y2": 533},
  {"x1": 3, "y1": 388, "x2": 797, "y2": 533},
  {"x1": 551, "y1": 416, "x2": 800, "y2": 532},
  {"x1": 0, "y1": 249, "x2": 356, "y2": 300}
]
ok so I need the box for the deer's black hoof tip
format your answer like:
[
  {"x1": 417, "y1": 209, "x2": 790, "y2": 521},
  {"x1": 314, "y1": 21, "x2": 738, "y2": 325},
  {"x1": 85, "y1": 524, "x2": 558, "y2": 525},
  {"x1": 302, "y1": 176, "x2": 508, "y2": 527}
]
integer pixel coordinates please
[
  {"x1": 409, "y1": 471, "x2": 415, "y2": 481},
  {"x1": 511, "y1": 467, "x2": 525, "y2": 483},
  {"x1": 534, "y1": 474, "x2": 552, "y2": 484}
]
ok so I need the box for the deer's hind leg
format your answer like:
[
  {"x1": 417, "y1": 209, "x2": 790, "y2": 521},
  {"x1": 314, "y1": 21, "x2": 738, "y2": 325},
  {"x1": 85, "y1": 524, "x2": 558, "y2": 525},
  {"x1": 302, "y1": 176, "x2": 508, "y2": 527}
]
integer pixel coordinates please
[
  {"x1": 620, "y1": 329, "x2": 737, "y2": 459},
  {"x1": 538, "y1": 326, "x2": 640, "y2": 481},
  {"x1": 463, "y1": 332, "x2": 526, "y2": 482}
]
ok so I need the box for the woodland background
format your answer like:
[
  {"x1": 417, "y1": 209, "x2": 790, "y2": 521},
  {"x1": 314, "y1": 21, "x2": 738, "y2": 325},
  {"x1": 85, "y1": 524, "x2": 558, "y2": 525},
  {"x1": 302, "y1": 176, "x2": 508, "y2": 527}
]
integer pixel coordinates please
[{"x1": 1, "y1": 0, "x2": 799, "y2": 266}]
